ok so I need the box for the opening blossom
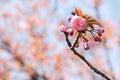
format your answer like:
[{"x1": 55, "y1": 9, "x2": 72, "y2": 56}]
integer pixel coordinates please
[
  {"x1": 59, "y1": 8, "x2": 104, "y2": 50},
  {"x1": 71, "y1": 16, "x2": 86, "y2": 31}
]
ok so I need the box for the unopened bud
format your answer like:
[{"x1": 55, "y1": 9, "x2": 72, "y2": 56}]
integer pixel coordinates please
[
  {"x1": 97, "y1": 27, "x2": 104, "y2": 33},
  {"x1": 71, "y1": 10, "x2": 75, "y2": 15},
  {"x1": 66, "y1": 28, "x2": 74, "y2": 36},
  {"x1": 59, "y1": 25, "x2": 67, "y2": 32},
  {"x1": 83, "y1": 42, "x2": 90, "y2": 50},
  {"x1": 75, "y1": 42, "x2": 79, "y2": 48},
  {"x1": 67, "y1": 16, "x2": 71, "y2": 22}
]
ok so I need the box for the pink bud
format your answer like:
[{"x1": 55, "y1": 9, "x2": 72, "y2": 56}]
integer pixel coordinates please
[
  {"x1": 71, "y1": 10, "x2": 75, "y2": 15},
  {"x1": 98, "y1": 33, "x2": 102, "y2": 37},
  {"x1": 85, "y1": 38, "x2": 89, "y2": 42},
  {"x1": 93, "y1": 36, "x2": 102, "y2": 43},
  {"x1": 82, "y1": 36, "x2": 89, "y2": 42},
  {"x1": 66, "y1": 28, "x2": 74, "y2": 36},
  {"x1": 75, "y1": 42, "x2": 79, "y2": 48},
  {"x1": 98, "y1": 37, "x2": 102, "y2": 43},
  {"x1": 67, "y1": 16, "x2": 71, "y2": 22},
  {"x1": 83, "y1": 42, "x2": 90, "y2": 50},
  {"x1": 59, "y1": 25, "x2": 67, "y2": 32},
  {"x1": 97, "y1": 27, "x2": 104, "y2": 33}
]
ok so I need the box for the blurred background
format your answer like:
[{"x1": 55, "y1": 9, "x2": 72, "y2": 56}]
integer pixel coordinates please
[{"x1": 0, "y1": 0, "x2": 120, "y2": 80}]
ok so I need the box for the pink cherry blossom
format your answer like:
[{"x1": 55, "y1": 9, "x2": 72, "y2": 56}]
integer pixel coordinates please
[{"x1": 71, "y1": 16, "x2": 86, "y2": 31}]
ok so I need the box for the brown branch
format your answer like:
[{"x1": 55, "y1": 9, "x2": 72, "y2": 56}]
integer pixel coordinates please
[
  {"x1": 64, "y1": 32, "x2": 112, "y2": 80},
  {"x1": 71, "y1": 33, "x2": 81, "y2": 49}
]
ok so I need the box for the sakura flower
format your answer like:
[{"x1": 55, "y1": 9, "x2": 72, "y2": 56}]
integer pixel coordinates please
[{"x1": 71, "y1": 16, "x2": 86, "y2": 31}]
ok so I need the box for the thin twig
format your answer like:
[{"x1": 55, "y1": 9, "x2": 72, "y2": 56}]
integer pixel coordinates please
[
  {"x1": 64, "y1": 32, "x2": 112, "y2": 80},
  {"x1": 71, "y1": 33, "x2": 80, "y2": 49}
]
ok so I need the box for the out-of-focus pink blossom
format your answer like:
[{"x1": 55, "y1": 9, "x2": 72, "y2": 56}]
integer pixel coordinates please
[
  {"x1": 66, "y1": 28, "x2": 74, "y2": 36},
  {"x1": 71, "y1": 16, "x2": 86, "y2": 31},
  {"x1": 59, "y1": 25, "x2": 67, "y2": 32}
]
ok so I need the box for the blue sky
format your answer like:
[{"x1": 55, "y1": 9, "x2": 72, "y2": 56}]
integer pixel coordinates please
[{"x1": 0, "y1": 0, "x2": 120, "y2": 80}]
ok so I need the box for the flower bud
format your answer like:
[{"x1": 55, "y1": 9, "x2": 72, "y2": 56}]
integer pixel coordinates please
[
  {"x1": 75, "y1": 42, "x2": 79, "y2": 48},
  {"x1": 98, "y1": 33, "x2": 102, "y2": 37},
  {"x1": 83, "y1": 42, "x2": 90, "y2": 50},
  {"x1": 66, "y1": 28, "x2": 74, "y2": 36},
  {"x1": 67, "y1": 16, "x2": 71, "y2": 22},
  {"x1": 59, "y1": 25, "x2": 67, "y2": 32},
  {"x1": 93, "y1": 36, "x2": 102, "y2": 43},
  {"x1": 97, "y1": 27, "x2": 104, "y2": 33},
  {"x1": 71, "y1": 10, "x2": 75, "y2": 15},
  {"x1": 98, "y1": 37, "x2": 102, "y2": 43}
]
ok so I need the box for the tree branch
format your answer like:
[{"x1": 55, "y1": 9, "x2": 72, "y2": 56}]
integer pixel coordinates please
[
  {"x1": 71, "y1": 33, "x2": 81, "y2": 49},
  {"x1": 64, "y1": 32, "x2": 112, "y2": 80}
]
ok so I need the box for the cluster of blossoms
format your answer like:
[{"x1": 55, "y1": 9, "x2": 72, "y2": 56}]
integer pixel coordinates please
[{"x1": 59, "y1": 8, "x2": 104, "y2": 50}]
